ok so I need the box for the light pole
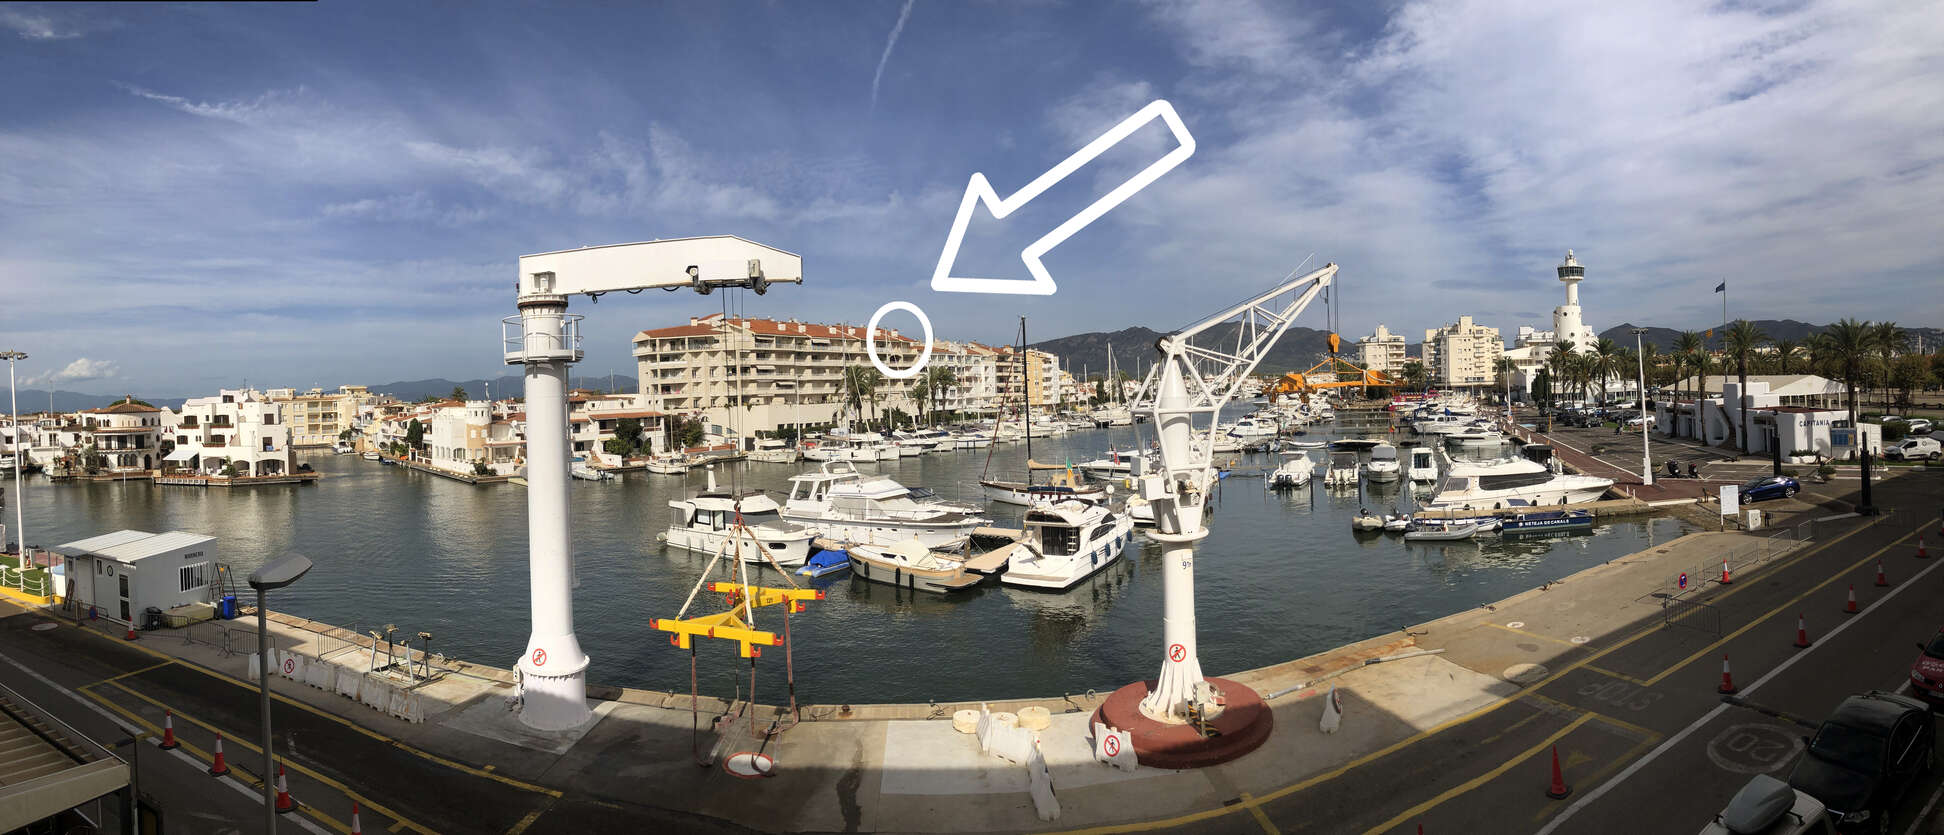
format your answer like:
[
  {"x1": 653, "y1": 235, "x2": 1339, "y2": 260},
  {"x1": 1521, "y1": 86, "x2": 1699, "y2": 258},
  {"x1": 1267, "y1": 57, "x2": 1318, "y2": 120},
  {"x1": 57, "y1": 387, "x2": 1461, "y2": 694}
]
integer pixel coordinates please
[
  {"x1": 1631, "y1": 329, "x2": 1653, "y2": 486},
  {"x1": 249, "y1": 553, "x2": 312, "y2": 834},
  {"x1": 2, "y1": 350, "x2": 26, "y2": 562}
]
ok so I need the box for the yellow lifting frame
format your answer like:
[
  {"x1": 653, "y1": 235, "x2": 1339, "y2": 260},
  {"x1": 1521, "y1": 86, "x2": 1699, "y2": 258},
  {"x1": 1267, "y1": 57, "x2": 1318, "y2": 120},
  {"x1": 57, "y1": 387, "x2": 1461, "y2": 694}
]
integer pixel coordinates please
[{"x1": 651, "y1": 583, "x2": 825, "y2": 657}]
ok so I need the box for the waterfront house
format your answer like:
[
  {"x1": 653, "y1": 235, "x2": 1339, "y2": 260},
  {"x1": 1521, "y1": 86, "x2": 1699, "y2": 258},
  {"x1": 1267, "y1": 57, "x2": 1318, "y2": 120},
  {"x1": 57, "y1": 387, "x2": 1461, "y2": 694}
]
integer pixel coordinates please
[
  {"x1": 163, "y1": 388, "x2": 295, "y2": 477},
  {"x1": 79, "y1": 399, "x2": 164, "y2": 473}
]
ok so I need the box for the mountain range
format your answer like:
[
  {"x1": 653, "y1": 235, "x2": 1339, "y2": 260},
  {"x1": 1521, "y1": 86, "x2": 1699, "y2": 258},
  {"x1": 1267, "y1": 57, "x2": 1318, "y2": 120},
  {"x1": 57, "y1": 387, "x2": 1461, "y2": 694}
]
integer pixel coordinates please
[
  {"x1": 1597, "y1": 320, "x2": 1944, "y2": 353},
  {"x1": 1030, "y1": 325, "x2": 1339, "y2": 379}
]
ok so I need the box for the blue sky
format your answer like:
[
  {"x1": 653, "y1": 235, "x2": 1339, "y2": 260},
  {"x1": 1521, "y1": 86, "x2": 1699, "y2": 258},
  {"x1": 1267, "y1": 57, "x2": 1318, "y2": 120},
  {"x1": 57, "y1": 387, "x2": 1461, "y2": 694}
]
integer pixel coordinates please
[{"x1": 2, "y1": 0, "x2": 1940, "y2": 395}]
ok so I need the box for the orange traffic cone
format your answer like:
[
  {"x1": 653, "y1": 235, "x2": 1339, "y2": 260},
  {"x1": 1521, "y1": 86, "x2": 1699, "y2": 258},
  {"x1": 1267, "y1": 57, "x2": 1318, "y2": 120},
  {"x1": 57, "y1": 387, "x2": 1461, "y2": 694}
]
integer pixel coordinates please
[
  {"x1": 208, "y1": 734, "x2": 229, "y2": 776},
  {"x1": 351, "y1": 801, "x2": 363, "y2": 835},
  {"x1": 1545, "y1": 744, "x2": 1572, "y2": 799},
  {"x1": 1719, "y1": 560, "x2": 1733, "y2": 585},
  {"x1": 1920, "y1": 538, "x2": 1930, "y2": 559},
  {"x1": 274, "y1": 763, "x2": 296, "y2": 814},
  {"x1": 1843, "y1": 585, "x2": 1859, "y2": 614},
  {"x1": 1793, "y1": 614, "x2": 1812, "y2": 648},
  {"x1": 159, "y1": 710, "x2": 179, "y2": 750},
  {"x1": 123, "y1": 624, "x2": 138, "y2": 641},
  {"x1": 1718, "y1": 655, "x2": 1737, "y2": 694},
  {"x1": 1876, "y1": 561, "x2": 1890, "y2": 587}
]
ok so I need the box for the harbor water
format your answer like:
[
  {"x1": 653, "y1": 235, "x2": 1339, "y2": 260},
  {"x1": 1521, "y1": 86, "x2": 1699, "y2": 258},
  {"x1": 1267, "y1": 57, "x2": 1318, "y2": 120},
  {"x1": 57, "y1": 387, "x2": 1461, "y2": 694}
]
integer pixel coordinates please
[{"x1": 17, "y1": 421, "x2": 1691, "y2": 705}]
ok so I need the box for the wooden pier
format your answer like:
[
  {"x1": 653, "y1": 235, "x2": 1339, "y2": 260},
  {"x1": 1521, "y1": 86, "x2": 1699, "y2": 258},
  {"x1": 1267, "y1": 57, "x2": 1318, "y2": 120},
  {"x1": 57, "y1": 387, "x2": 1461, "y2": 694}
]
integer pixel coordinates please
[{"x1": 155, "y1": 472, "x2": 320, "y2": 487}]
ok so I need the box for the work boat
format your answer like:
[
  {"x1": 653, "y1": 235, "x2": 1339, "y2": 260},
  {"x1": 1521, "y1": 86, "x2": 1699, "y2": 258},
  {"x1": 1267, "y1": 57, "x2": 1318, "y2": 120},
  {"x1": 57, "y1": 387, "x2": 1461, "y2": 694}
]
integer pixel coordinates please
[
  {"x1": 1364, "y1": 444, "x2": 1401, "y2": 482},
  {"x1": 1269, "y1": 453, "x2": 1313, "y2": 489},
  {"x1": 781, "y1": 461, "x2": 989, "y2": 547},
  {"x1": 1406, "y1": 447, "x2": 1439, "y2": 483},
  {"x1": 659, "y1": 473, "x2": 819, "y2": 567},
  {"x1": 1000, "y1": 500, "x2": 1136, "y2": 590},
  {"x1": 1421, "y1": 457, "x2": 1613, "y2": 512}
]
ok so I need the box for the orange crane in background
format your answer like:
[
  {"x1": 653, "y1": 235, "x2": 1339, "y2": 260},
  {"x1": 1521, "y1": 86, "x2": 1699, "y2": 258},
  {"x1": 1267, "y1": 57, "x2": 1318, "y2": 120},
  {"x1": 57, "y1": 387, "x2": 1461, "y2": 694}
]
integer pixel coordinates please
[{"x1": 1265, "y1": 332, "x2": 1399, "y2": 400}]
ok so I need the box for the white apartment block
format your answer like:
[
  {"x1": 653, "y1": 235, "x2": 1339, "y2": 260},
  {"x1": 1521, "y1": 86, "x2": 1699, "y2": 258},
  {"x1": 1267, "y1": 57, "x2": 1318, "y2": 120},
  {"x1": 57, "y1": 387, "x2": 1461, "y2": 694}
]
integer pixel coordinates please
[
  {"x1": 1422, "y1": 316, "x2": 1503, "y2": 392},
  {"x1": 633, "y1": 314, "x2": 923, "y2": 436},
  {"x1": 568, "y1": 392, "x2": 665, "y2": 463},
  {"x1": 164, "y1": 389, "x2": 294, "y2": 476},
  {"x1": 1356, "y1": 324, "x2": 1409, "y2": 376},
  {"x1": 928, "y1": 341, "x2": 1001, "y2": 417}
]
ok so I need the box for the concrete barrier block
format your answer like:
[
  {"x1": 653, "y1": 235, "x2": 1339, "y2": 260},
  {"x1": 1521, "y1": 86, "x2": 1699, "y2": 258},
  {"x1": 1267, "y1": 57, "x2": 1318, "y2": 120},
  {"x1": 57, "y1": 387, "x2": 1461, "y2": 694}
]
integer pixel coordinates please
[
  {"x1": 334, "y1": 665, "x2": 363, "y2": 700},
  {"x1": 245, "y1": 653, "x2": 260, "y2": 682},
  {"x1": 304, "y1": 658, "x2": 333, "y2": 690},
  {"x1": 386, "y1": 688, "x2": 424, "y2": 723},
  {"x1": 276, "y1": 649, "x2": 304, "y2": 681},
  {"x1": 360, "y1": 676, "x2": 390, "y2": 711},
  {"x1": 1029, "y1": 739, "x2": 1060, "y2": 821}
]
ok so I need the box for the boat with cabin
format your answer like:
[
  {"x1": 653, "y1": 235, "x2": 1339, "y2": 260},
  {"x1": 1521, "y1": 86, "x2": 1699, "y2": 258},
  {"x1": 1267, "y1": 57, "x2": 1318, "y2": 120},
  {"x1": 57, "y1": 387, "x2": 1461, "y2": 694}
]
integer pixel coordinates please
[
  {"x1": 999, "y1": 500, "x2": 1135, "y2": 590},
  {"x1": 1269, "y1": 453, "x2": 1313, "y2": 489},
  {"x1": 844, "y1": 539, "x2": 983, "y2": 593},
  {"x1": 1406, "y1": 447, "x2": 1439, "y2": 482},
  {"x1": 659, "y1": 473, "x2": 819, "y2": 567},
  {"x1": 1421, "y1": 457, "x2": 1612, "y2": 511},
  {"x1": 1364, "y1": 443, "x2": 1401, "y2": 482},
  {"x1": 781, "y1": 461, "x2": 988, "y2": 547}
]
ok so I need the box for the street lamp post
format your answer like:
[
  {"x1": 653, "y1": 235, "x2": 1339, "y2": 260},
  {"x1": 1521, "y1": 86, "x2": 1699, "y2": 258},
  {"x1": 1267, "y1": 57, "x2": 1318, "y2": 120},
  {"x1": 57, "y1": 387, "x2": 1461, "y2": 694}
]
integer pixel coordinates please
[
  {"x1": 248, "y1": 553, "x2": 313, "y2": 834},
  {"x1": 2, "y1": 351, "x2": 26, "y2": 562},
  {"x1": 1631, "y1": 330, "x2": 1653, "y2": 486}
]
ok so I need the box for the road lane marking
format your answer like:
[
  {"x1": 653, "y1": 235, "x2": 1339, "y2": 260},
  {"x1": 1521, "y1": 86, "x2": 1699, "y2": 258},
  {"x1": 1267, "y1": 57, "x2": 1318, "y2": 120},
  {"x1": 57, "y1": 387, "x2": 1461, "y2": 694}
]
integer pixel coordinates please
[
  {"x1": 1538, "y1": 516, "x2": 1943, "y2": 834},
  {"x1": 1360, "y1": 714, "x2": 1596, "y2": 835},
  {"x1": 91, "y1": 679, "x2": 437, "y2": 835},
  {"x1": 1522, "y1": 692, "x2": 1663, "y2": 744},
  {"x1": 1642, "y1": 522, "x2": 1928, "y2": 686},
  {"x1": 88, "y1": 659, "x2": 175, "y2": 686},
  {"x1": 1239, "y1": 793, "x2": 1280, "y2": 834},
  {"x1": 1043, "y1": 509, "x2": 1891, "y2": 835},
  {"x1": 1484, "y1": 622, "x2": 1584, "y2": 648},
  {"x1": 1581, "y1": 665, "x2": 1653, "y2": 687}
]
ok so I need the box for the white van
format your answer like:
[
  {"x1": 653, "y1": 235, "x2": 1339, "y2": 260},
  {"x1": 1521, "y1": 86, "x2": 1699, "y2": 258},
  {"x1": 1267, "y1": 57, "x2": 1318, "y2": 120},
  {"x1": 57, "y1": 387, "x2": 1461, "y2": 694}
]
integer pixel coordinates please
[{"x1": 1885, "y1": 437, "x2": 1941, "y2": 461}]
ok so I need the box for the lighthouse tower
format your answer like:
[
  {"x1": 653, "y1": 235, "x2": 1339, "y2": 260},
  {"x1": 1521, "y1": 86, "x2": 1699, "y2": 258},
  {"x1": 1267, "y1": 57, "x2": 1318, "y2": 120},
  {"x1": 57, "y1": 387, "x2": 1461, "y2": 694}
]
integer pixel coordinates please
[{"x1": 1552, "y1": 250, "x2": 1598, "y2": 353}]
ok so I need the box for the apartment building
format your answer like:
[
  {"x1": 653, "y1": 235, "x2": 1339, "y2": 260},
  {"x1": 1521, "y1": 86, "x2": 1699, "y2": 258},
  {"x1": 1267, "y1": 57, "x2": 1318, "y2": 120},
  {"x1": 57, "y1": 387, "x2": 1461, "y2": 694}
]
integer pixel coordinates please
[
  {"x1": 1356, "y1": 324, "x2": 1409, "y2": 376},
  {"x1": 1421, "y1": 316, "x2": 1503, "y2": 392},
  {"x1": 266, "y1": 385, "x2": 375, "y2": 447},
  {"x1": 927, "y1": 341, "x2": 1001, "y2": 417},
  {"x1": 633, "y1": 314, "x2": 921, "y2": 435},
  {"x1": 163, "y1": 388, "x2": 294, "y2": 476},
  {"x1": 568, "y1": 392, "x2": 665, "y2": 463}
]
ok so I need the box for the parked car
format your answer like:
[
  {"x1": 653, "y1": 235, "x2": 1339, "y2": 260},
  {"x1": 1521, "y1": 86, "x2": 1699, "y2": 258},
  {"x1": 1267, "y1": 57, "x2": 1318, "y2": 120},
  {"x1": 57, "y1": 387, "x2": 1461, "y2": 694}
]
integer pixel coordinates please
[
  {"x1": 1907, "y1": 418, "x2": 1933, "y2": 435},
  {"x1": 1624, "y1": 415, "x2": 1651, "y2": 428},
  {"x1": 1788, "y1": 690, "x2": 1934, "y2": 832},
  {"x1": 1908, "y1": 629, "x2": 1944, "y2": 709},
  {"x1": 1700, "y1": 775, "x2": 1834, "y2": 835},
  {"x1": 1884, "y1": 438, "x2": 1941, "y2": 461},
  {"x1": 1740, "y1": 474, "x2": 1801, "y2": 502}
]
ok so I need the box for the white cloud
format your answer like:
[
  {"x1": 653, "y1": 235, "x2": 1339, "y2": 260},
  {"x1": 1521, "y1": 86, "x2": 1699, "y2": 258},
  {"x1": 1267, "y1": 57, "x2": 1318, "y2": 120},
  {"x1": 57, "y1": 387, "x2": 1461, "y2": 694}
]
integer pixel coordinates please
[
  {"x1": 22, "y1": 358, "x2": 120, "y2": 387},
  {"x1": 870, "y1": 0, "x2": 916, "y2": 113},
  {"x1": 0, "y1": 7, "x2": 89, "y2": 40}
]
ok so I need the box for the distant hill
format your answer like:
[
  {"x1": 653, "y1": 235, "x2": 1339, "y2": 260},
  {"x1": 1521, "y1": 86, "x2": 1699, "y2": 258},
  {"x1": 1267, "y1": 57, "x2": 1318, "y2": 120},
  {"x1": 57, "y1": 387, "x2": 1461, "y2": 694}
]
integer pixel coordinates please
[
  {"x1": 1600, "y1": 320, "x2": 1944, "y2": 352},
  {"x1": 1032, "y1": 325, "x2": 1338, "y2": 379},
  {"x1": 13, "y1": 390, "x2": 190, "y2": 413}
]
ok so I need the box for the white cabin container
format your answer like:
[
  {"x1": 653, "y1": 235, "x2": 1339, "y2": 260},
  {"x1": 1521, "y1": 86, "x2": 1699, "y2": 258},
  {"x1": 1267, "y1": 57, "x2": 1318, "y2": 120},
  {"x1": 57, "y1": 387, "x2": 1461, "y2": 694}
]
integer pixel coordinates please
[{"x1": 55, "y1": 530, "x2": 219, "y2": 627}]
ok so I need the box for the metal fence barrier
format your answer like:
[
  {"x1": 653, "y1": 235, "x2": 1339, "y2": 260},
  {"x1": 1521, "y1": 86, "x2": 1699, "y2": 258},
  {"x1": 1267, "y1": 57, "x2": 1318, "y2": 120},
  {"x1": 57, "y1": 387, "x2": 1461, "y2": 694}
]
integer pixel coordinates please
[{"x1": 1653, "y1": 592, "x2": 1722, "y2": 636}]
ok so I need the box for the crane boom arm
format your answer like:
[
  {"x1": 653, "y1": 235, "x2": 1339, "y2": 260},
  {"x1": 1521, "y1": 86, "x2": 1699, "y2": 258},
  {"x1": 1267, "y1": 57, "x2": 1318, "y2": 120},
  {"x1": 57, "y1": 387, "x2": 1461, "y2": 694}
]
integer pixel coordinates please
[
  {"x1": 515, "y1": 235, "x2": 803, "y2": 301},
  {"x1": 1140, "y1": 263, "x2": 1337, "y2": 412}
]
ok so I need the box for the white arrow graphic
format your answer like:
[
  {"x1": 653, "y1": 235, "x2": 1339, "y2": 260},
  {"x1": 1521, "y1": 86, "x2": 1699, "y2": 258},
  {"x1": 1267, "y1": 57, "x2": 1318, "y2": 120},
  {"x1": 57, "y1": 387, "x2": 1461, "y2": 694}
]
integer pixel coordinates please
[{"x1": 931, "y1": 99, "x2": 1195, "y2": 296}]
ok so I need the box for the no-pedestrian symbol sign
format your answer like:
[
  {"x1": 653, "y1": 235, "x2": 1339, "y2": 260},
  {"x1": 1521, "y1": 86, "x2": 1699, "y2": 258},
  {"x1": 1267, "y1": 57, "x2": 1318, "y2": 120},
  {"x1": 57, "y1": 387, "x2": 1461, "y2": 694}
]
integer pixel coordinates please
[
  {"x1": 1168, "y1": 643, "x2": 1186, "y2": 662},
  {"x1": 282, "y1": 658, "x2": 296, "y2": 675},
  {"x1": 1679, "y1": 572, "x2": 1689, "y2": 591},
  {"x1": 531, "y1": 648, "x2": 547, "y2": 667},
  {"x1": 1104, "y1": 735, "x2": 1121, "y2": 757}
]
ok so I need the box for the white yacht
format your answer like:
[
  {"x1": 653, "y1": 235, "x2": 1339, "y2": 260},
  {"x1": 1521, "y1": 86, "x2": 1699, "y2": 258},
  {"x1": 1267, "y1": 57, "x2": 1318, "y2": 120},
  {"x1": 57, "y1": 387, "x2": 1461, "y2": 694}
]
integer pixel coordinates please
[
  {"x1": 781, "y1": 462, "x2": 988, "y2": 547},
  {"x1": 1227, "y1": 416, "x2": 1279, "y2": 439},
  {"x1": 332, "y1": 442, "x2": 354, "y2": 455},
  {"x1": 1364, "y1": 444, "x2": 1401, "y2": 482},
  {"x1": 845, "y1": 539, "x2": 982, "y2": 593},
  {"x1": 660, "y1": 480, "x2": 819, "y2": 567},
  {"x1": 1422, "y1": 457, "x2": 1613, "y2": 511},
  {"x1": 951, "y1": 431, "x2": 992, "y2": 450},
  {"x1": 1077, "y1": 450, "x2": 1144, "y2": 480},
  {"x1": 1323, "y1": 451, "x2": 1360, "y2": 486},
  {"x1": 1406, "y1": 447, "x2": 1439, "y2": 483},
  {"x1": 645, "y1": 451, "x2": 694, "y2": 474},
  {"x1": 1000, "y1": 500, "x2": 1135, "y2": 590},
  {"x1": 748, "y1": 440, "x2": 800, "y2": 464},
  {"x1": 981, "y1": 462, "x2": 1109, "y2": 506}
]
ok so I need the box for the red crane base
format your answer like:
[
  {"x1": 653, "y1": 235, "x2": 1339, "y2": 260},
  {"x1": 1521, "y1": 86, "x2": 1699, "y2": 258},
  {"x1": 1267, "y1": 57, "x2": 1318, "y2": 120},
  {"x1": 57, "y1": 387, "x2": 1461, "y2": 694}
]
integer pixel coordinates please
[{"x1": 1092, "y1": 677, "x2": 1275, "y2": 769}]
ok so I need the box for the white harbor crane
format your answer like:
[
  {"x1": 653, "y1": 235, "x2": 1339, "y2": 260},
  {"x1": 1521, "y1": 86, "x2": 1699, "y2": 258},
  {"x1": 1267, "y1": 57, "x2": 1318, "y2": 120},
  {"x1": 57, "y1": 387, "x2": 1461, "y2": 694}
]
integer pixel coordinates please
[
  {"x1": 503, "y1": 236, "x2": 801, "y2": 730},
  {"x1": 1122, "y1": 262, "x2": 1337, "y2": 740}
]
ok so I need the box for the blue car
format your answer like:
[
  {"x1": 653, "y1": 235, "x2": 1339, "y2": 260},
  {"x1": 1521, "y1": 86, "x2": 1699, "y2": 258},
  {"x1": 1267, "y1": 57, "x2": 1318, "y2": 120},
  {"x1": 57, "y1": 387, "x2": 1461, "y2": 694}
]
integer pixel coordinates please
[{"x1": 1740, "y1": 474, "x2": 1800, "y2": 503}]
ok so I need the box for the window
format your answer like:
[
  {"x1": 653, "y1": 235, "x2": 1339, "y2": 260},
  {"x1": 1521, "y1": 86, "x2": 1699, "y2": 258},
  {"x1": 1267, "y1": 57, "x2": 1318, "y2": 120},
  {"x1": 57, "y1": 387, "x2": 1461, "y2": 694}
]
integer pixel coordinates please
[{"x1": 180, "y1": 562, "x2": 209, "y2": 592}]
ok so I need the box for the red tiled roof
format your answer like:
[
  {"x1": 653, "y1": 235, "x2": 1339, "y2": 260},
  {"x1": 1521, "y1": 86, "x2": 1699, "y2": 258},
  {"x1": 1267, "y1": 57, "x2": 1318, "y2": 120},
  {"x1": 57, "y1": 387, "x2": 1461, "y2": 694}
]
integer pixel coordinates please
[
  {"x1": 635, "y1": 324, "x2": 720, "y2": 339},
  {"x1": 92, "y1": 400, "x2": 160, "y2": 414},
  {"x1": 634, "y1": 315, "x2": 918, "y2": 344}
]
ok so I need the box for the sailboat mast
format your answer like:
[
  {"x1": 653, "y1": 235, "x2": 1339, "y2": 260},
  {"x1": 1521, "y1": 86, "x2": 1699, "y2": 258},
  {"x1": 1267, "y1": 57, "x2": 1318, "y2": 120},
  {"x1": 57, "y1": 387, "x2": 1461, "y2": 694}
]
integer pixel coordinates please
[{"x1": 1021, "y1": 316, "x2": 1032, "y2": 466}]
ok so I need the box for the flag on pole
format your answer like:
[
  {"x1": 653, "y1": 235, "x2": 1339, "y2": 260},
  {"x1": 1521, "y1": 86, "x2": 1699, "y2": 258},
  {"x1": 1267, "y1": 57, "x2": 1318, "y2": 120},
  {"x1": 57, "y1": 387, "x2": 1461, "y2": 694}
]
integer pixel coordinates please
[{"x1": 1714, "y1": 281, "x2": 1726, "y2": 293}]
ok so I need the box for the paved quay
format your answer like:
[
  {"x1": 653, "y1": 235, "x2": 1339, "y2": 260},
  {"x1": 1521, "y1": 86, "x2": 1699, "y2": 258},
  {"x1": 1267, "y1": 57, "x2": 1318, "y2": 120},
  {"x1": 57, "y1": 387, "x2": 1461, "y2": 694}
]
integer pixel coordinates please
[{"x1": 12, "y1": 471, "x2": 1935, "y2": 833}]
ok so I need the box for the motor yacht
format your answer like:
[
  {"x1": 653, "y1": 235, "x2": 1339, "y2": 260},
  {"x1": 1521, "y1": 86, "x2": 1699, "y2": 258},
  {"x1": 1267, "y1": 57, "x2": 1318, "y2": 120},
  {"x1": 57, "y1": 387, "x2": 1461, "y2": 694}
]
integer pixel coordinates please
[
  {"x1": 1421, "y1": 457, "x2": 1613, "y2": 512},
  {"x1": 1364, "y1": 444, "x2": 1401, "y2": 482},
  {"x1": 1227, "y1": 416, "x2": 1279, "y2": 439},
  {"x1": 645, "y1": 451, "x2": 694, "y2": 474},
  {"x1": 660, "y1": 476, "x2": 819, "y2": 567},
  {"x1": 781, "y1": 462, "x2": 988, "y2": 547},
  {"x1": 1406, "y1": 447, "x2": 1439, "y2": 483},
  {"x1": 748, "y1": 439, "x2": 800, "y2": 464},
  {"x1": 1000, "y1": 500, "x2": 1135, "y2": 590},
  {"x1": 844, "y1": 539, "x2": 983, "y2": 593},
  {"x1": 1323, "y1": 451, "x2": 1360, "y2": 486},
  {"x1": 332, "y1": 442, "x2": 354, "y2": 454}
]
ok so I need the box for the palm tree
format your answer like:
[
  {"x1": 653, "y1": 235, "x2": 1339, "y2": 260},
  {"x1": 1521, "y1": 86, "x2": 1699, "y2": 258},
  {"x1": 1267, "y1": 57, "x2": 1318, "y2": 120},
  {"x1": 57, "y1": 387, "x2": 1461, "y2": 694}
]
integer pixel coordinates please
[
  {"x1": 1773, "y1": 339, "x2": 1799, "y2": 375},
  {"x1": 921, "y1": 366, "x2": 959, "y2": 426},
  {"x1": 1672, "y1": 331, "x2": 1704, "y2": 400},
  {"x1": 1546, "y1": 341, "x2": 1576, "y2": 409},
  {"x1": 1590, "y1": 338, "x2": 1623, "y2": 406},
  {"x1": 1871, "y1": 321, "x2": 1906, "y2": 410},
  {"x1": 1492, "y1": 356, "x2": 1517, "y2": 405},
  {"x1": 1809, "y1": 318, "x2": 1876, "y2": 446},
  {"x1": 1723, "y1": 319, "x2": 1768, "y2": 455},
  {"x1": 842, "y1": 364, "x2": 882, "y2": 428},
  {"x1": 1400, "y1": 359, "x2": 1428, "y2": 393}
]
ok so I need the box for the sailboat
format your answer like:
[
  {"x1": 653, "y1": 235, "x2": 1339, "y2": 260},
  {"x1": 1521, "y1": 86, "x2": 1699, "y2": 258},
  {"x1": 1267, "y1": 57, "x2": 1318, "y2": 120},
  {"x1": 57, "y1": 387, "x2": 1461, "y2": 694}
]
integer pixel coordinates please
[{"x1": 981, "y1": 318, "x2": 1109, "y2": 506}]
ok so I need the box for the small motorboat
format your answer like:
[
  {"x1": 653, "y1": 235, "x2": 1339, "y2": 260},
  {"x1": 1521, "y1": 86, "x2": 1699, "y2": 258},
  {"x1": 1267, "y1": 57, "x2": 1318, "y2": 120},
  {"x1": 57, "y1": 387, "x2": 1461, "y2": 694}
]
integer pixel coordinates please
[
  {"x1": 845, "y1": 539, "x2": 983, "y2": 593},
  {"x1": 1324, "y1": 451, "x2": 1360, "y2": 487},
  {"x1": 1404, "y1": 521, "x2": 1480, "y2": 541},
  {"x1": 1501, "y1": 508, "x2": 1595, "y2": 537},
  {"x1": 361, "y1": 451, "x2": 382, "y2": 461},
  {"x1": 1382, "y1": 515, "x2": 1410, "y2": 532},
  {"x1": 1289, "y1": 440, "x2": 1327, "y2": 449},
  {"x1": 1269, "y1": 453, "x2": 1313, "y2": 489},
  {"x1": 795, "y1": 547, "x2": 852, "y2": 579},
  {"x1": 1351, "y1": 511, "x2": 1385, "y2": 531},
  {"x1": 645, "y1": 452, "x2": 694, "y2": 474},
  {"x1": 1365, "y1": 444, "x2": 1401, "y2": 482},
  {"x1": 333, "y1": 442, "x2": 355, "y2": 454}
]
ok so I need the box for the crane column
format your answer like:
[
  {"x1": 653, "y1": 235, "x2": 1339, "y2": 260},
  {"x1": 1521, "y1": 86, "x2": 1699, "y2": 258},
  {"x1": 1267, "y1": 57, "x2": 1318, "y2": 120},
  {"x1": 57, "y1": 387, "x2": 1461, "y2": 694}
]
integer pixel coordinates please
[
  {"x1": 1139, "y1": 356, "x2": 1211, "y2": 722},
  {"x1": 508, "y1": 290, "x2": 592, "y2": 730}
]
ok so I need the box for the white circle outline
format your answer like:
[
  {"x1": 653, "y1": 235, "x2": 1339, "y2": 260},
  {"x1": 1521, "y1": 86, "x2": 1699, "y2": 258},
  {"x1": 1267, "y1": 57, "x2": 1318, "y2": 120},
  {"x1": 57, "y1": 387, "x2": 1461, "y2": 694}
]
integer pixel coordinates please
[{"x1": 866, "y1": 301, "x2": 934, "y2": 380}]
